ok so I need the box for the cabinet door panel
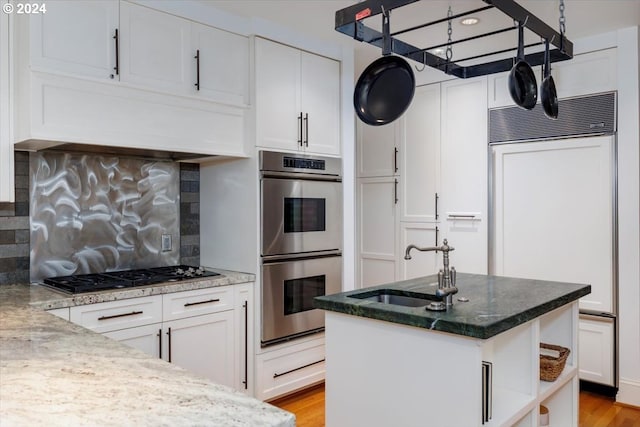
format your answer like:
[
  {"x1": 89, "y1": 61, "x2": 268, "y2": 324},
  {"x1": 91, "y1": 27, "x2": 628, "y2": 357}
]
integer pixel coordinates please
[
  {"x1": 357, "y1": 121, "x2": 398, "y2": 178},
  {"x1": 30, "y1": 0, "x2": 118, "y2": 79},
  {"x1": 440, "y1": 77, "x2": 488, "y2": 274},
  {"x1": 164, "y1": 311, "x2": 235, "y2": 388},
  {"x1": 579, "y1": 317, "x2": 614, "y2": 386},
  {"x1": 192, "y1": 24, "x2": 248, "y2": 105},
  {"x1": 0, "y1": 1, "x2": 12, "y2": 202},
  {"x1": 400, "y1": 223, "x2": 439, "y2": 280},
  {"x1": 401, "y1": 84, "x2": 440, "y2": 222},
  {"x1": 119, "y1": 2, "x2": 191, "y2": 93},
  {"x1": 359, "y1": 177, "x2": 397, "y2": 287},
  {"x1": 491, "y1": 136, "x2": 614, "y2": 312},
  {"x1": 104, "y1": 323, "x2": 161, "y2": 358},
  {"x1": 301, "y1": 52, "x2": 340, "y2": 155},
  {"x1": 255, "y1": 38, "x2": 300, "y2": 151}
]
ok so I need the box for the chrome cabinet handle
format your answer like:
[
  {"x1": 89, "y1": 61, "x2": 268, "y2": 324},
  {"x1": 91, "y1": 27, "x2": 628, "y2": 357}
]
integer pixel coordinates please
[
  {"x1": 273, "y1": 359, "x2": 325, "y2": 379},
  {"x1": 98, "y1": 310, "x2": 142, "y2": 321},
  {"x1": 435, "y1": 193, "x2": 439, "y2": 220},
  {"x1": 194, "y1": 49, "x2": 200, "y2": 90},
  {"x1": 157, "y1": 328, "x2": 162, "y2": 359},
  {"x1": 448, "y1": 214, "x2": 477, "y2": 219},
  {"x1": 183, "y1": 298, "x2": 220, "y2": 307}
]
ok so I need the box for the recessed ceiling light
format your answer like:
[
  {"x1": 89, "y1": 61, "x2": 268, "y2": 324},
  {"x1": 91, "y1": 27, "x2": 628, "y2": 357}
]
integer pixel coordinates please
[
  {"x1": 433, "y1": 48, "x2": 445, "y2": 55},
  {"x1": 460, "y1": 17, "x2": 479, "y2": 26}
]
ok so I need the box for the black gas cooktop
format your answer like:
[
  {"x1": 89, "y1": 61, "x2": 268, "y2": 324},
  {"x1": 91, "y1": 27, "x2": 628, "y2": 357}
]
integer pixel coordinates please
[{"x1": 43, "y1": 265, "x2": 220, "y2": 294}]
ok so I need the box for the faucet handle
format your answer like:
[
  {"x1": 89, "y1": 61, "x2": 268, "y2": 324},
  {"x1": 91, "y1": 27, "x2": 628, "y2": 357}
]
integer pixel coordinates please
[
  {"x1": 450, "y1": 266, "x2": 456, "y2": 286},
  {"x1": 437, "y1": 269, "x2": 444, "y2": 289}
]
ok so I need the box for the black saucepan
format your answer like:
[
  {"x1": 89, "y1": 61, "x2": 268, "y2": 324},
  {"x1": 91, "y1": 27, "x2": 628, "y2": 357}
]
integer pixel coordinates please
[
  {"x1": 508, "y1": 23, "x2": 538, "y2": 110},
  {"x1": 354, "y1": 55, "x2": 415, "y2": 126},
  {"x1": 541, "y1": 39, "x2": 559, "y2": 119}
]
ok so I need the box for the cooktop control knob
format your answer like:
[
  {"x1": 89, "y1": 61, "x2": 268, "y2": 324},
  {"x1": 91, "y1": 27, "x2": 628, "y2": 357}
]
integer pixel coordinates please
[{"x1": 176, "y1": 268, "x2": 185, "y2": 275}]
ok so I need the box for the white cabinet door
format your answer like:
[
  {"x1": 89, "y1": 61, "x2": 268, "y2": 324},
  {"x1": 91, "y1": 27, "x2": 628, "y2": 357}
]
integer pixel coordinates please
[
  {"x1": 192, "y1": 24, "x2": 249, "y2": 106},
  {"x1": 30, "y1": 0, "x2": 118, "y2": 79},
  {"x1": 300, "y1": 51, "x2": 340, "y2": 155},
  {"x1": 400, "y1": 223, "x2": 440, "y2": 280},
  {"x1": 255, "y1": 38, "x2": 340, "y2": 155},
  {"x1": 491, "y1": 136, "x2": 615, "y2": 313},
  {"x1": 357, "y1": 121, "x2": 398, "y2": 178},
  {"x1": 0, "y1": 1, "x2": 12, "y2": 203},
  {"x1": 358, "y1": 177, "x2": 398, "y2": 287},
  {"x1": 401, "y1": 83, "x2": 440, "y2": 223},
  {"x1": 104, "y1": 323, "x2": 162, "y2": 358},
  {"x1": 119, "y1": 1, "x2": 191, "y2": 93},
  {"x1": 255, "y1": 38, "x2": 301, "y2": 151},
  {"x1": 579, "y1": 316, "x2": 615, "y2": 386},
  {"x1": 164, "y1": 311, "x2": 235, "y2": 388},
  {"x1": 235, "y1": 283, "x2": 254, "y2": 395},
  {"x1": 440, "y1": 77, "x2": 488, "y2": 274}
]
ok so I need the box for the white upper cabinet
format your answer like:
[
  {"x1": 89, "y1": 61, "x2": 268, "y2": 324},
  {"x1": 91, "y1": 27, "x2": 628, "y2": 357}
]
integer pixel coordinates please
[
  {"x1": 192, "y1": 23, "x2": 249, "y2": 106},
  {"x1": 488, "y1": 48, "x2": 617, "y2": 108},
  {"x1": 29, "y1": 0, "x2": 118, "y2": 80},
  {"x1": 255, "y1": 37, "x2": 340, "y2": 156},
  {"x1": 28, "y1": 1, "x2": 249, "y2": 106},
  {"x1": 0, "y1": 0, "x2": 13, "y2": 202},
  {"x1": 119, "y1": 2, "x2": 191, "y2": 93}
]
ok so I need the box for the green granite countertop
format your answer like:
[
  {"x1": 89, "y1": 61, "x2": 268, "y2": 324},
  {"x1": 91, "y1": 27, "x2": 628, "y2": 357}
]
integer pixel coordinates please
[{"x1": 314, "y1": 273, "x2": 590, "y2": 339}]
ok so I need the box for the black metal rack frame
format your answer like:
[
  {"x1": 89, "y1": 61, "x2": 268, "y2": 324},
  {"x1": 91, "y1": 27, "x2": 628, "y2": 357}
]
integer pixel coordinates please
[{"x1": 335, "y1": 0, "x2": 573, "y2": 78}]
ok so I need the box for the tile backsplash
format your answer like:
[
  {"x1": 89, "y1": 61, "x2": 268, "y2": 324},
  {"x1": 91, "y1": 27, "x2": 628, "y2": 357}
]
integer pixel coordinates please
[
  {"x1": 0, "y1": 151, "x2": 201, "y2": 285},
  {"x1": 0, "y1": 152, "x2": 29, "y2": 284}
]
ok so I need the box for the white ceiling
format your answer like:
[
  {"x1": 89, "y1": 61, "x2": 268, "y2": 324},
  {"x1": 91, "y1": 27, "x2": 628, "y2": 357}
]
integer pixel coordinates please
[{"x1": 207, "y1": 0, "x2": 640, "y2": 68}]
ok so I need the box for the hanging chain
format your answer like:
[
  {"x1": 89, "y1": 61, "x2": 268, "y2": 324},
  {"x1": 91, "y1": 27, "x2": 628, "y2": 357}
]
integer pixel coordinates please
[
  {"x1": 559, "y1": 0, "x2": 566, "y2": 35},
  {"x1": 446, "y1": 6, "x2": 453, "y2": 62}
]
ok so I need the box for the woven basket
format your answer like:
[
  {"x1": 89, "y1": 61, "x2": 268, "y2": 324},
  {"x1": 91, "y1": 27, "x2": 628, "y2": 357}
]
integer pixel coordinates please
[{"x1": 540, "y1": 343, "x2": 570, "y2": 382}]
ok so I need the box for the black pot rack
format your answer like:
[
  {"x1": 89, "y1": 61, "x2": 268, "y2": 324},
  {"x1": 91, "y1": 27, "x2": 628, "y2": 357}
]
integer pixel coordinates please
[{"x1": 335, "y1": 0, "x2": 573, "y2": 79}]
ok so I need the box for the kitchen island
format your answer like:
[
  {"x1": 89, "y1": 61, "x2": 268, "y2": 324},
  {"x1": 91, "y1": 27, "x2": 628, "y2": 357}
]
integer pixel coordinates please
[
  {"x1": 0, "y1": 283, "x2": 294, "y2": 426},
  {"x1": 315, "y1": 273, "x2": 590, "y2": 427}
]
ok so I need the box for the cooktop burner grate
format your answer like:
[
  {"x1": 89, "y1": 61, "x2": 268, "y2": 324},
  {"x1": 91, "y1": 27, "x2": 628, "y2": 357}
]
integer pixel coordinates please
[{"x1": 43, "y1": 265, "x2": 220, "y2": 294}]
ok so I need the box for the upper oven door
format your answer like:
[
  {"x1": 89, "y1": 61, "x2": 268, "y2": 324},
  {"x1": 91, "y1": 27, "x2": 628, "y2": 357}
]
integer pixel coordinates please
[{"x1": 261, "y1": 177, "x2": 342, "y2": 257}]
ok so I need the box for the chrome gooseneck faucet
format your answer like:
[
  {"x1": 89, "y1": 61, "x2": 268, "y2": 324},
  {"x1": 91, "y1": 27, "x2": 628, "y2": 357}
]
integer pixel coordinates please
[{"x1": 404, "y1": 239, "x2": 458, "y2": 310}]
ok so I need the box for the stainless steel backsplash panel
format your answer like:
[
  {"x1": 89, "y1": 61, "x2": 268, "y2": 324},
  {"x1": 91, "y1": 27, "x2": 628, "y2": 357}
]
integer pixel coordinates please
[{"x1": 30, "y1": 152, "x2": 179, "y2": 281}]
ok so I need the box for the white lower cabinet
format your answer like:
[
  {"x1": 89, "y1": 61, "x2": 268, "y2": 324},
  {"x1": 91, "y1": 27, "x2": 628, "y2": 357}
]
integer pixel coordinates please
[
  {"x1": 164, "y1": 311, "x2": 235, "y2": 387},
  {"x1": 256, "y1": 335, "x2": 325, "y2": 401},
  {"x1": 103, "y1": 323, "x2": 162, "y2": 358},
  {"x1": 578, "y1": 316, "x2": 615, "y2": 386},
  {"x1": 325, "y1": 302, "x2": 579, "y2": 427},
  {"x1": 70, "y1": 283, "x2": 254, "y2": 394}
]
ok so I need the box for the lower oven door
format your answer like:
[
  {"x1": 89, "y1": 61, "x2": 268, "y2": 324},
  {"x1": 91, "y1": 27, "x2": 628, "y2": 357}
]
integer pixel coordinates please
[{"x1": 261, "y1": 255, "x2": 342, "y2": 346}]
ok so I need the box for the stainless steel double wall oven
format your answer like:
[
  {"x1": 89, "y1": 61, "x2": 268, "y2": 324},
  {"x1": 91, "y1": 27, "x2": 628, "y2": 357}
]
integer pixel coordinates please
[{"x1": 260, "y1": 151, "x2": 342, "y2": 346}]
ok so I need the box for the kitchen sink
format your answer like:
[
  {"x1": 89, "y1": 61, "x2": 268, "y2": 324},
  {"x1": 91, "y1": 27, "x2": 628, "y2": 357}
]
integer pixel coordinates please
[{"x1": 348, "y1": 289, "x2": 438, "y2": 307}]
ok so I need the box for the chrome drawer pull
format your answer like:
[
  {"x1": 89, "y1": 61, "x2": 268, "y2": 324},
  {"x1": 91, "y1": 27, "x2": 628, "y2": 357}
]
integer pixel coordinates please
[
  {"x1": 98, "y1": 310, "x2": 143, "y2": 321},
  {"x1": 184, "y1": 298, "x2": 220, "y2": 307},
  {"x1": 273, "y1": 359, "x2": 325, "y2": 379}
]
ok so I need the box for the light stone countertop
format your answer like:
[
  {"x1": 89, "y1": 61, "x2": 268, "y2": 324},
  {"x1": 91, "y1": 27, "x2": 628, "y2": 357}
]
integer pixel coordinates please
[{"x1": 0, "y1": 275, "x2": 296, "y2": 427}]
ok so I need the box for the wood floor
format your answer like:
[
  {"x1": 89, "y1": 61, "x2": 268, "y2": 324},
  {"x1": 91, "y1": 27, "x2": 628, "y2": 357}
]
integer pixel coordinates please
[{"x1": 272, "y1": 383, "x2": 640, "y2": 427}]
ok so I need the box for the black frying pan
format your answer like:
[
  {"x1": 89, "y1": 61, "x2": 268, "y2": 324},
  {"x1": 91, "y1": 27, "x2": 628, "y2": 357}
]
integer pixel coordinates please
[
  {"x1": 541, "y1": 39, "x2": 558, "y2": 119},
  {"x1": 353, "y1": 55, "x2": 415, "y2": 126},
  {"x1": 508, "y1": 24, "x2": 537, "y2": 110}
]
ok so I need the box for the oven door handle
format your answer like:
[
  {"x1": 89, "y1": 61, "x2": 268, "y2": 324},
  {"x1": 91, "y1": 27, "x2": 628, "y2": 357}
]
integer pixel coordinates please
[{"x1": 262, "y1": 250, "x2": 342, "y2": 263}]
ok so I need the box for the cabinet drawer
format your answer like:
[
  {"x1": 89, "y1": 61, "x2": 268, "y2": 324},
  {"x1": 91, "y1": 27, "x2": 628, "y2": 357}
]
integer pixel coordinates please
[
  {"x1": 257, "y1": 339, "x2": 325, "y2": 401},
  {"x1": 163, "y1": 286, "x2": 233, "y2": 321},
  {"x1": 70, "y1": 296, "x2": 162, "y2": 334}
]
